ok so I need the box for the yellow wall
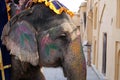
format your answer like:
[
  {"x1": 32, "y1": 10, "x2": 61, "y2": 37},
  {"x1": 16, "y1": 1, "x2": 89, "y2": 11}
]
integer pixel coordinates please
[
  {"x1": 79, "y1": 0, "x2": 120, "y2": 80},
  {"x1": 92, "y1": 0, "x2": 120, "y2": 80},
  {"x1": 79, "y1": 2, "x2": 87, "y2": 43},
  {"x1": 86, "y1": 0, "x2": 93, "y2": 45},
  {"x1": 72, "y1": 13, "x2": 80, "y2": 27}
]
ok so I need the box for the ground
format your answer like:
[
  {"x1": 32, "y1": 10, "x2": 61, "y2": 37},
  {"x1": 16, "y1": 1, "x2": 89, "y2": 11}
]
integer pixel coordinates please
[{"x1": 42, "y1": 66, "x2": 100, "y2": 80}]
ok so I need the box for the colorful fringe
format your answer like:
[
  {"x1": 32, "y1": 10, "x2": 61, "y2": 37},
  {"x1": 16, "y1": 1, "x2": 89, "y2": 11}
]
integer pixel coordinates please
[{"x1": 33, "y1": 0, "x2": 74, "y2": 17}]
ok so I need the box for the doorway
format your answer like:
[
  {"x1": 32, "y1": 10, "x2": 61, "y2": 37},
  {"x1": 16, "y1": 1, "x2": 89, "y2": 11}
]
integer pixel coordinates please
[{"x1": 102, "y1": 33, "x2": 107, "y2": 75}]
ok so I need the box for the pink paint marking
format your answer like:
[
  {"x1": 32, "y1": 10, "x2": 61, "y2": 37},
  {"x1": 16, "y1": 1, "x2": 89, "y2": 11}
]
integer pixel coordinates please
[
  {"x1": 16, "y1": 24, "x2": 34, "y2": 39},
  {"x1": 40, "y1": 34, "x2": 52, "y2": 50}
]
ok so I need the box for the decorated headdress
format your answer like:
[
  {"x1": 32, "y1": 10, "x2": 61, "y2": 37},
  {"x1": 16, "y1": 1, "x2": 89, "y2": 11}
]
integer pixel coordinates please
[{"x1": 32, "y1": 0, "x2": 74, "y2": 17}]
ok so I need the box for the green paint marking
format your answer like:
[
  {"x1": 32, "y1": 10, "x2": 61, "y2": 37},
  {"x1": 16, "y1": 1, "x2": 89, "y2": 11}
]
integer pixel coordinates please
[
  {"x1": 20, "y1": 33, "x2": 31, "y2": 47},
  {"x1": 45, "y1": 43, "x2": 59, "y2": 55}
]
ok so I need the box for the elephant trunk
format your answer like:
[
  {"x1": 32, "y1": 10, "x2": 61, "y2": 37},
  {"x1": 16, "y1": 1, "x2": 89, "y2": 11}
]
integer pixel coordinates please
[{"x1": 61, "y1": 22, "x2": 87, "y2": 80}]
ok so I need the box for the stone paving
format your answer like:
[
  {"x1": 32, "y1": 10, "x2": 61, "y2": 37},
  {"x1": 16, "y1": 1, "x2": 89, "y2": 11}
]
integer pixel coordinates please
[
  {"x1": 42, "y1": 67, "x2": 67, "y2": 80},
  {"x1": 42, "y1": 66, "x2": 100, "y2": 80},
  {"x1": 87, "y1": 66, "x2": 100, "y2": 80}
]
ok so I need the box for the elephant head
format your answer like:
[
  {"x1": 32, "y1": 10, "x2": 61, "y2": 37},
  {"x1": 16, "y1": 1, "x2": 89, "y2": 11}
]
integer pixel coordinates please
[{"x1": 1, "y1": 2, "x2": 86, "y2": 80}]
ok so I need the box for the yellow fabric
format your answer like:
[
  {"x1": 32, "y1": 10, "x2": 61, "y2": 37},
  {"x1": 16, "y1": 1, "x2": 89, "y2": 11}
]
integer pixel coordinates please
[
  {"x1": 32, "y1": 0, "x2": 74, "y2": 17},
  {"x1": 6, "y1": 4, "x2": 11, "y2": 20}
]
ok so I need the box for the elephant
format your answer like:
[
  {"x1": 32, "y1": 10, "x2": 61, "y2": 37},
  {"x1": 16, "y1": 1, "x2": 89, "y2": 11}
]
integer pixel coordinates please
[{"x1": 1, "y1": 1, "x2": 86, "y2": 80}]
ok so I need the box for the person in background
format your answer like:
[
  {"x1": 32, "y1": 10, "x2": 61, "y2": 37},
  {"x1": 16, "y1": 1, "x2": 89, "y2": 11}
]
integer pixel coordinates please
[
  {"x1": 0, "y1": 0, "x2": 11, "y2": 80},
  {"x1": 5, "y1": 0, "x2": 27, "y2": 19},
  {"x1": 5, "y1": 0, "x2": 20, "y2": 19}
]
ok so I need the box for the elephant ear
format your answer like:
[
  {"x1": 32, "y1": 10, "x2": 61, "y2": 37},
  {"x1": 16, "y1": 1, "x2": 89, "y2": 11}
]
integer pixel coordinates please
[{"x1": 1, "y1": 20, "x2": 39, "y2": 66}]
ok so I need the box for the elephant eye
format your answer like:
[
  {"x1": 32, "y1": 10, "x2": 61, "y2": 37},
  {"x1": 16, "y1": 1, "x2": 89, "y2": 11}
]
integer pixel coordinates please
[
  {"x1": 55, "y1": 32, "x2": 71, "y2": 43},
  {"x1": 57, "y1": 33, "x2": 67, "y2": 39},
  {"x1": 59, "y1": 33, "x2": 66, "y2": 38}
]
